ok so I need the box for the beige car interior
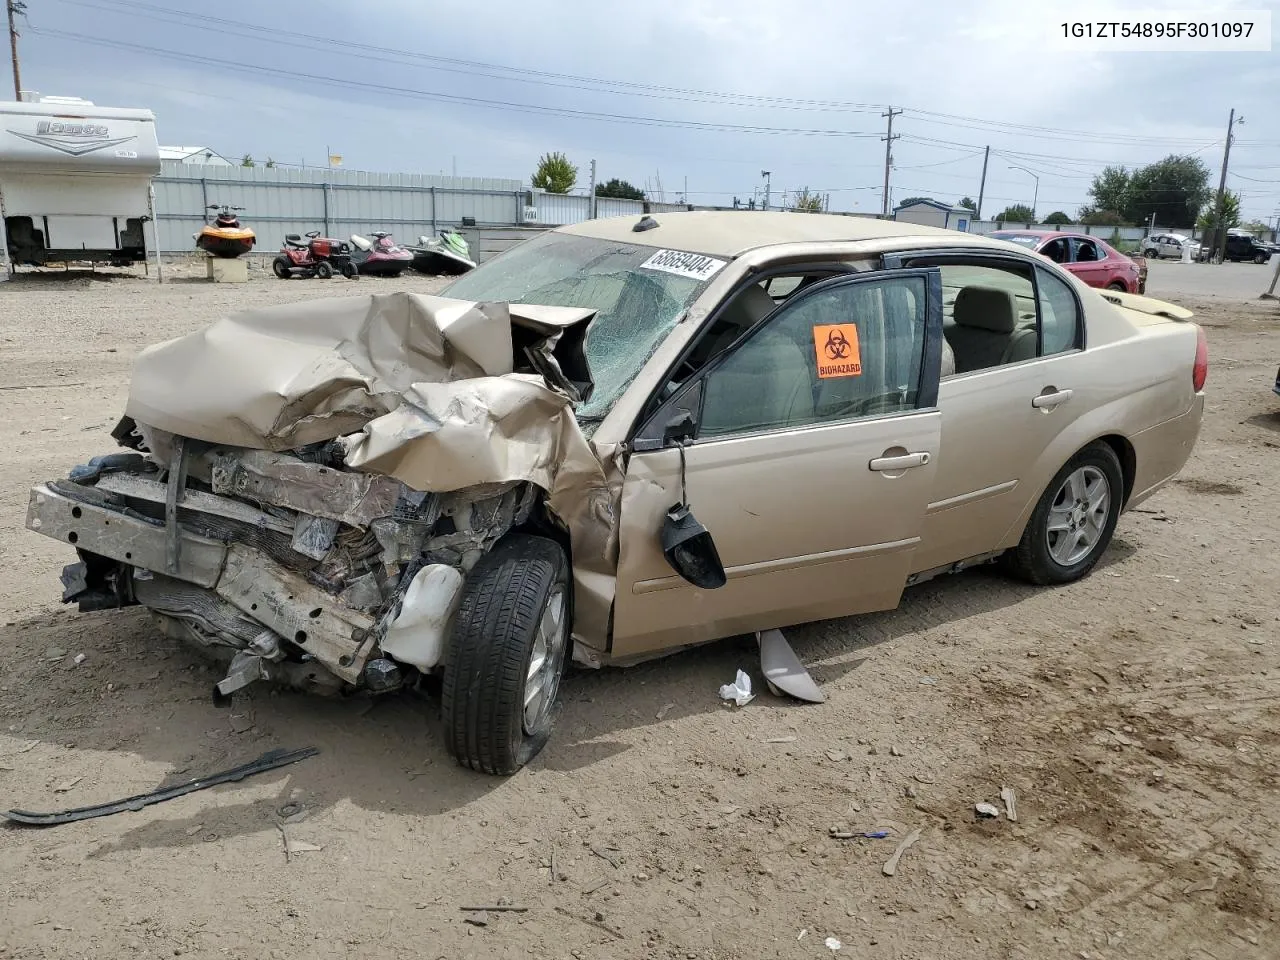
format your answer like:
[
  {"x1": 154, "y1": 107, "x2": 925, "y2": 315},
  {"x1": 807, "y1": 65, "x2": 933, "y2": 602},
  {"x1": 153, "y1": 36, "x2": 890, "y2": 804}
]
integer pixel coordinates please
[{"x1": 944, "y1": 285, "x2": 1037, "y2": 374}]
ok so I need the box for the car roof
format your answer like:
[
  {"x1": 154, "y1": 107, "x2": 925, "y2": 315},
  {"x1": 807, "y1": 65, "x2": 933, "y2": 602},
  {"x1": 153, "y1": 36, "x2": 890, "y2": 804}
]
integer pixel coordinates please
[{"x1": 555, "y1": 210, "x2": 1012, "y2": 258}]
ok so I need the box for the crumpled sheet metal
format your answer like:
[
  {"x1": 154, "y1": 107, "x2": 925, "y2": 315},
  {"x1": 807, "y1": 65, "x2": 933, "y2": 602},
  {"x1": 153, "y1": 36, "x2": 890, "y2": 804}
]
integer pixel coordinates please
[{"x1": 123, "y1": 292, "x2": 622, "y2": 649}]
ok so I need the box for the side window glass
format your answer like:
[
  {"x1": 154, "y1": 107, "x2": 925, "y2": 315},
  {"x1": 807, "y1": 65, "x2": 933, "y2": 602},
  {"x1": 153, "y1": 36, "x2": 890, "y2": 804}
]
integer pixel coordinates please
[
  {"x1": 1075, "y1": 240, "x2": 1099, "y2": 262},
  {"x1": 1036, "y1": 268, "x2": 1081, "y2": 355},
  {"x1": 937, "y1": 263, "x2": 1037, "y2": 374},
  {"x1": 698, "y1": 276, "x2": 927, "y2": 439}
]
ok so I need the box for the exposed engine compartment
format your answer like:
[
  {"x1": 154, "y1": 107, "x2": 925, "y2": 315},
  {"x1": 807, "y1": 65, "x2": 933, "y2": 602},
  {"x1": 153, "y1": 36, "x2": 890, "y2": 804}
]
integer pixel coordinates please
[{"x1": 38, "y1": 415, "x2": 544, "y2": 700}]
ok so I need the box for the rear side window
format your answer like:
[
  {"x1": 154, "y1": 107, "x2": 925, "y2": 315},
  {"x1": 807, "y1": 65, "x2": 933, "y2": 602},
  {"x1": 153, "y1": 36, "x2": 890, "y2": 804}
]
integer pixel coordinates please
[{"x1": 1036, "y1": 268, "x2": 1082, "y2": 355}]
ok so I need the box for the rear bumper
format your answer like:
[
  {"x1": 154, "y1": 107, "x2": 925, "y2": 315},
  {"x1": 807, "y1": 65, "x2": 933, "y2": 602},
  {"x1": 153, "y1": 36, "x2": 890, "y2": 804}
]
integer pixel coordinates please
[{"x1": 1126, "y1": 393, "x2": 1205, "y2": 510}]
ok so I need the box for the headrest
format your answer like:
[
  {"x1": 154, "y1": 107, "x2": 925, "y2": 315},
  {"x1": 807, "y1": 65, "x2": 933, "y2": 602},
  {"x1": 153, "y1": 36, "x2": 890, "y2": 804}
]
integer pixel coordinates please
[
  {"x1": 954, "y1": 285, "x2": 1018, "y2": 334},
  {"x1": 722, "y1": 283, "x2": 777, "y2": 329}
]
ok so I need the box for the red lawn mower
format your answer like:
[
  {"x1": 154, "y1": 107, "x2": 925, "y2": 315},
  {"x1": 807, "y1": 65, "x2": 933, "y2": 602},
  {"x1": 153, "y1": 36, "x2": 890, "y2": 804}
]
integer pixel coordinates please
[{"x1": 272, "y1": 231, "x2": 357, "y2": 279}]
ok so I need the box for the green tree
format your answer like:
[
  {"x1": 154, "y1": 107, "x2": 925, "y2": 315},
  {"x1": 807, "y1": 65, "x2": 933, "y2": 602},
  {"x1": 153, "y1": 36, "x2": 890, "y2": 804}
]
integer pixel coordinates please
[
  {"x1": 264, "y1": 157, "x2": 276, "y2": 169},
  {"x1": 994, "y1": 204, "x2": 1036, "y2": 223},
  {"x1": 897, "y1": 196, "x2": 936, "y2": 208},
  {"x1": 594, "y1": 178, "x2": 645, "y2": 200},
  {"x1": 790, "y1": 187, "x2": 825, "y2": 213},
  {"x1": 531, "y1": 152, "x2": 577, "y2": 194},
  {"x1": 1087, "y1": 165, "x2": 1131, "y2": 215},
  {"x1": 240, "y1": 154, "x2": 255, "y2": 168},
  {"x1": 1080, "y1": 208, "x2": 1127, "y2": 226},
  {"x1": 958, "y1": 196, "x2": 978, "y2": 213},
  {"x1": 1043, "y1": 210, "x2": 1073, "y2": 225},
  {"x1": 1197, "y1": 190, "x2": 1241, "y2": 232},
  {"x1": 1124, "y1": 155, "x2": 1211, "y2": 228}
]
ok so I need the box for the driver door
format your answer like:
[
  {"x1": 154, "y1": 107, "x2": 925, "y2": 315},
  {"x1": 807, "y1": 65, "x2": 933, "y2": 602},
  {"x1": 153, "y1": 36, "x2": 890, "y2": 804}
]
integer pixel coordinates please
[{"x1": 611, "y1": 269, "x2": 945, "y2": 659}]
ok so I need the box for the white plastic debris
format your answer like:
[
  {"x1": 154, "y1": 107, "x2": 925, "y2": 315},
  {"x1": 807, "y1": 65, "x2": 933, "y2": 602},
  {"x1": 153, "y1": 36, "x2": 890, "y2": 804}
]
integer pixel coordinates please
[
  {"x1": 975, "y1": 802, "x2": 1001, "y2": 819},
  {"x1": 380, "y1": 564, "x2": 464, "y2": 670},
  {"x1": 73, "y1": 653, "x2": 87, "y2": 665},
  {"x1": 718, "y1": 669, "x2": 755, "y2": 707},
  {"x1": 825, "y1": 936, "x2": 843, "y2": 951}
]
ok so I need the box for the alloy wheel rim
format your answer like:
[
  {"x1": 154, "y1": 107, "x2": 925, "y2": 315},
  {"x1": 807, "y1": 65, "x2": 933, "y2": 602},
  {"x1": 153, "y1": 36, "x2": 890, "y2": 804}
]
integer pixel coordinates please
[
  {"x1": 1047, "y1": 466, "x2": 1110, "y2": 566},
  {"x1": 523, "y1": 585, "x2": 567, "y2": 734}
]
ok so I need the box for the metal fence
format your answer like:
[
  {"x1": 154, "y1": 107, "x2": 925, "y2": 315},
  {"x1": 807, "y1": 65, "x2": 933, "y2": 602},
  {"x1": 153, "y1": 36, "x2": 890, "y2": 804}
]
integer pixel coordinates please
[{"x1": 153, "y1": 162, "x2": 693, "y2": 254}]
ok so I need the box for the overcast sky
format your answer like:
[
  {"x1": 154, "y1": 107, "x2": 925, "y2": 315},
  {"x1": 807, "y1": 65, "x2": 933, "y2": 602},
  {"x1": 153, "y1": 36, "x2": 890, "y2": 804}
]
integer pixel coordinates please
[{"x1": 14, "y1": 0, "x2": 1280, "y2": 222}]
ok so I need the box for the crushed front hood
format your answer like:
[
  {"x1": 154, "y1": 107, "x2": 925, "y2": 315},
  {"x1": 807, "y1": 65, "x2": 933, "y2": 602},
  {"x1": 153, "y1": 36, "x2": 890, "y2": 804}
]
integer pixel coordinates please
[{"x1": 123, "y1": 291, "x2": 623, "y2": 647}]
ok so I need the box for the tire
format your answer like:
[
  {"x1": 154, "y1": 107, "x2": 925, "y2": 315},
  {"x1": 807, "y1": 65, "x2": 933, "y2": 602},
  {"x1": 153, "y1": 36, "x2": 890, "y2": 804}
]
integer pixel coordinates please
[
  {"x1": 340, "y1": 262, "x2": 357, "y2": 279},
  {"x1": 1255, "y1": 253, "x2": 1269, "y2": 265},
  {"x1": 315, "y1": 261, "x2": 334, "y2": 279},
  {"x1": 1106, "y1": 281, "x2": 1127, "y2": 291},
  {"x1": 442, "y1": 534, "x2": 571, "y2": 775},
  {"x1": 1002, "y1": 442, "x2": 1124, "y2": 586},
  {"x1": 271, "y1": 257, "x2": 291, "y2": 279},
  {"x1": 1144, "y1": 249, "x2": 1158, "y2": 259}
]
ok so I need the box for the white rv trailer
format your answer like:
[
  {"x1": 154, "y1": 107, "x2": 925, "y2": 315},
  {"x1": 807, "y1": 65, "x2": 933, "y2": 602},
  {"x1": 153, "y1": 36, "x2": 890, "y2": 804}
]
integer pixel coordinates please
[{"x1": 0, "y1": 96, "x2": 162, "y2": 273}]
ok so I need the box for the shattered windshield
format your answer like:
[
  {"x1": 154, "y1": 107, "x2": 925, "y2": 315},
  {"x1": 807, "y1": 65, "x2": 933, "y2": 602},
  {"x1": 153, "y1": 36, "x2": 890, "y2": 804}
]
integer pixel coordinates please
[{"x1": 441, "y1": 232, "x2": 713, "y2": 422}]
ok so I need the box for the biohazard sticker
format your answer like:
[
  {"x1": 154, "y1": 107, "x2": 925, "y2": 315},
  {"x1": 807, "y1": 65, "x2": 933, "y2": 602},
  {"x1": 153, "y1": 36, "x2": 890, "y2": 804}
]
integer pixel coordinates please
[
  {"x1": 639, "y1": 249, "x2": 727, "y2": 282},
  {"x1": 813, "y1": 323, "x2": 862, "y2": 378}
]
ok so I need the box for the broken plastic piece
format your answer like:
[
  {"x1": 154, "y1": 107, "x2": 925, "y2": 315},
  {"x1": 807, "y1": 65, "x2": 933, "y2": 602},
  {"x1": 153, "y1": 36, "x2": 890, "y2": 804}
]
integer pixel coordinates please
[
  {"x1": 825, "y1": 937, "x2": 843, "y2": 951},
  {"x1": 758, "y1": 629, "x2": 826, "y2": 703},
  {"x1": 379, "y1": 564, "x2": 464, "y2": 670},
  {"x1": 975, "y1": 802, "x2": 1001, "y2": 819},
  {"x1": 4, "y1": 746, "x2": 319, "y2": 826},
  {"x1": 718, "y1": 669, "x2": 754, "y2": 706}
]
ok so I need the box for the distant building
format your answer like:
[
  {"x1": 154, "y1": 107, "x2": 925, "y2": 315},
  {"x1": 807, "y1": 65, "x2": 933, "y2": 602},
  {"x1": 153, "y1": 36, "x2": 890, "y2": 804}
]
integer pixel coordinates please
[
  {"x1": 159, "y1": 146, "x2": 232, "y2": 166},
  {"x1": 892, "y1": 198, "x2": 973, "y2": 231}
]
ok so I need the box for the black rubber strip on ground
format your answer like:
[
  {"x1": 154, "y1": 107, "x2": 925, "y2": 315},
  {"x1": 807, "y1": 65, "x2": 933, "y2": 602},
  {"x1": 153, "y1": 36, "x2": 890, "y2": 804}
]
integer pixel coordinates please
[{"x1": 3, "y1": 746, "x2": 319, "y2": 827}]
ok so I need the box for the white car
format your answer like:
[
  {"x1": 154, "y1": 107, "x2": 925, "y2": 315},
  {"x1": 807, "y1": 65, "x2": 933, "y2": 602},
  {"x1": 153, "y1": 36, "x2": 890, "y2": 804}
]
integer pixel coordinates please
[{"x1": 1143, "y1": 233, "x2": 1200, "y2": 260}]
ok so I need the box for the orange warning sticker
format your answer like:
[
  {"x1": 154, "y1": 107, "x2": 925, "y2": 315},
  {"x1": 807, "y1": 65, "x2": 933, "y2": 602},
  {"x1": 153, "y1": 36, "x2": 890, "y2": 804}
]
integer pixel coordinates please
[{"x1": 813, "y1": 323, "x2": 862, "y2": 378}]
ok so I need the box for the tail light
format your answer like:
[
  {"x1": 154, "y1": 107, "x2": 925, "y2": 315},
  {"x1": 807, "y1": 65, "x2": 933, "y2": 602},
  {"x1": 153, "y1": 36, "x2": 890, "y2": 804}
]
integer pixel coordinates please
[{"x1": 1192, "y1": 323, "x2": 1208, "y2": 392}]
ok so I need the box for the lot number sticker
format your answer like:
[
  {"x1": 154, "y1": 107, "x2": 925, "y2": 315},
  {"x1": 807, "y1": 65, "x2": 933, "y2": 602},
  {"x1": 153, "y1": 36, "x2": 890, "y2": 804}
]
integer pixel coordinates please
[
  {"x1": 813, "y1": 323, "x2": 862, "y2": 378},
  {"x1": 639, "y1": 249, "x2": 726, "y2": 282}
]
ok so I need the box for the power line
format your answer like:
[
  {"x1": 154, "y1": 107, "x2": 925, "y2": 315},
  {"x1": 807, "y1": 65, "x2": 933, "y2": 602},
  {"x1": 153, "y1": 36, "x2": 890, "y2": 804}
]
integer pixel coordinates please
[
  {"x1": 44, "y1": 0, "x2": 1280, "y2": 148},
  {"x1": 29, "y1": 27, "x2": 883, "y2": 138}
]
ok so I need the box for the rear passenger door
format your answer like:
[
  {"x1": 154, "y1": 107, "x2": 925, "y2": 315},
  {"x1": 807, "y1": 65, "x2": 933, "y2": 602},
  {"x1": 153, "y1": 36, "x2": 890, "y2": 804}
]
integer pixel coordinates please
[
  {"x1": 1070, "y1": 238, "x2": 1109, "y2": 288},
  {"x1": 885, "y1": 254, "x2": 1087, "y2": 574}
]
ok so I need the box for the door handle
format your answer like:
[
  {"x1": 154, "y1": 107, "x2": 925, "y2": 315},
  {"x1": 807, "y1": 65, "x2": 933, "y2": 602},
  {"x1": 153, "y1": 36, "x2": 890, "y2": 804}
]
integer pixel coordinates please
[
  {"x1": 1032, "y1": 388, "x2": 1073, "y2": 410},
  {"x1": 869, "y1": 452, "x2": 931, "y2": 472}
]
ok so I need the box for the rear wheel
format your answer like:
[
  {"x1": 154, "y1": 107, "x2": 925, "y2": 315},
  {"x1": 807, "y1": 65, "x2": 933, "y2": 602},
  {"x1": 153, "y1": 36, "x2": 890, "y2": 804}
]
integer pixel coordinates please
[
  {"x1": 315, "y1": 261, "x2": 334, "y2": 279},
  {"x1": 442, "y1": 534, "x2": 570, "y2": 776},
  {"x1": 340, "y1": 261, "x2": 357, "y2": 279},
  {"x1": 1002, "y1": 442, "x2": 1124, "y2": 586},
  {"x1": 271, "y1": 257, "x2": 291, "y2": 279}
]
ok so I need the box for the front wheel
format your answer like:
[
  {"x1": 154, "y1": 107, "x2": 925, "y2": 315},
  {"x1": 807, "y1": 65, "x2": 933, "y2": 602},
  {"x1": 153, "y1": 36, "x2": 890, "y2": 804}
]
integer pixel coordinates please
[
  {"x1": 1255, "y1": 253, "x2": 1269, "y2": 265},
  {"x1": 340, "y1": 261, "x2": 357, "y2": 279},
  {"x1": 442, "y1": 534, "x2": 570, "y2": 775},
  {"x1": 1002, "y1": 442, "x2": 1124, "y2": 586},
  {"x1": 271, "y1": 257, "x2": 291, "y2": 279},
  {"x1": 315, "y1": 260, "x2": 334, "y2": 279},
  {"x1": 1106, "y1": 280, "x2": 1127, "y2": 291},
  {"x1": 1144, "y1": 249, "x2": 1158, "y2": 259}
]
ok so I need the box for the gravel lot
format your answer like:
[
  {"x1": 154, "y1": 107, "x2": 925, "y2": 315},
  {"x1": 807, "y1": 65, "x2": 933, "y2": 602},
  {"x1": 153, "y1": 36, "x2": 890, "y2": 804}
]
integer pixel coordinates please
[{"x1": 0, "y1": 264, "x2": 1278, "y2": 959}]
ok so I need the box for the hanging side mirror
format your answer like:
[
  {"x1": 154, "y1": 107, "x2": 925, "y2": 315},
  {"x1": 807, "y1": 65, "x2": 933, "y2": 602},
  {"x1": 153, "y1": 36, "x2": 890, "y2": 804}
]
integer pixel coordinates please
[{"x1": 662, "y1": 503, "x2": 727, "y2": 589}]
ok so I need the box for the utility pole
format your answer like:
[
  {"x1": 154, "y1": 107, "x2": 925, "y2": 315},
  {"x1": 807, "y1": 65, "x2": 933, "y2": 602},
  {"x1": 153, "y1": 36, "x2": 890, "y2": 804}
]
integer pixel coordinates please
[
  {"x1": 976, "y1": 145, "x2": 989, "y2": 221},
  {"x1": 1213, "y1": 110, "x2": 1233, "y2": 263},
  {"x1": 881, "y1": 107, "x2": 902, "y2": 217},
  {"x1": 761, "y1": 170, "x2": 771, "y2": 211},
  {"x1": 7, "y1": 0, "x2": 25, "y2": 100},
  {"x1": 588, "y1": 158, "x2": 597, "y2": 219}
]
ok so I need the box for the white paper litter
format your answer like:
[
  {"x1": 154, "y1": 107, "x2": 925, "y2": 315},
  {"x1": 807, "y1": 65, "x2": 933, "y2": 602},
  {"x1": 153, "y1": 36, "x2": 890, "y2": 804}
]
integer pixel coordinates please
[
  {"x1": 718, "y1": 670, "x2": 755, "y2": 707},
  {"x1": 975, "y1": 802, "x2": 1001, "y2": 819},
  {"x1": 825, "y1": 937, "x2": 843, "y2": 951}
]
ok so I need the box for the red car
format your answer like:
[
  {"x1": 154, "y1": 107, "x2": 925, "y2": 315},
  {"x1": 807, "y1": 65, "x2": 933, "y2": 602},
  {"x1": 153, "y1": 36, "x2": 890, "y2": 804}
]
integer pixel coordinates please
[{"x1": 989, "y1": 230, "x2": 1143, "y2": 294}]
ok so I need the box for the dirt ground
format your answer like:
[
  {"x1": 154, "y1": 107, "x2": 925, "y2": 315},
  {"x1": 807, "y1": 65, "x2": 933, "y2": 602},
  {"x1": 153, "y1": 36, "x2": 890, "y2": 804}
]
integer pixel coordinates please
[{"x1": 0, "y1": 263, "x2": 1277, "y2": 960}]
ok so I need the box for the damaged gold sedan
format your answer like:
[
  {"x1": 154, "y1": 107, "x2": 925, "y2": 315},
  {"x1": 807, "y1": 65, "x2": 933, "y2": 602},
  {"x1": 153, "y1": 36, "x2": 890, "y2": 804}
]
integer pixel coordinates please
[{"x1": 26, "y1": 212, "x2": 1207, "y2": 775}]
